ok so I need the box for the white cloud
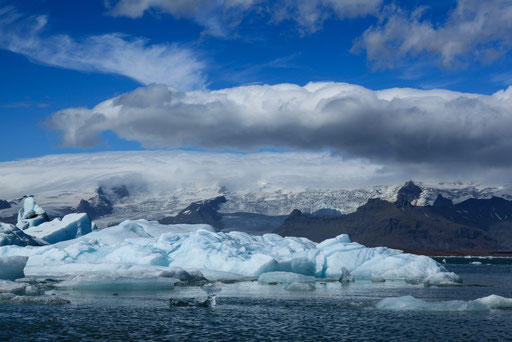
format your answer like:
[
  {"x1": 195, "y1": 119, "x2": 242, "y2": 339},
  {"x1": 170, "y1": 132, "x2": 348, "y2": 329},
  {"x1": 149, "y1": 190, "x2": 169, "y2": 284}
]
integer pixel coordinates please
[
  {"x1": 353, "y1": 0, "x2": 512, "y2": 68},
  {"x1": 47, "y1": 82, "x2": 512, "y2": 171},
  {"x1": 0, "y1": 6, "x2": 205, "y2": 89},
  {"x1": 271, "y1": 0, "x2": 382, "y2": 33},
  {"x1": 0, "y1": 151, "x2": 385, "y2": 199},
  {"x1": 107, "y1": 0, "x2": 382, "y2": 35}
]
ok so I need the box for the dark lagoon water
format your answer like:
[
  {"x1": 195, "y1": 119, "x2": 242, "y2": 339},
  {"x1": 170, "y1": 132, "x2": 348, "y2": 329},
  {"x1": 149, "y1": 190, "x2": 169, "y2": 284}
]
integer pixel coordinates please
[{"x1": 1, "y1": 263, "x2": 512, "y2": 342}]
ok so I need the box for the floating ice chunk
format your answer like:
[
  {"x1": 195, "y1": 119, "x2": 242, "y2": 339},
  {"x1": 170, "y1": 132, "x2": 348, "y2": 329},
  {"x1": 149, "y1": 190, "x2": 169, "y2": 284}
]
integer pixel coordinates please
[
  {"x1": 160, "y1": 268, "x2": 208, "y2": 286},
  {"x1": 0, "y1": 280, "x2": 42, "y2": 296},
  {"x1": 339, "y1": 267, "x2": 355, "y2": 283},
  {"x1": 258, "y1": 272, "x2": 315, "y2": 285},
  {"x1": 0, "y1": 256, "x2": 28, "y2": 280},
  {"x1": 24, "y1": 213, "x2": 94, "y2": 244},
  {"x1": 16, "y1": 197, "x2": 49, "y2": 230},
  {"x1": 0, "y1": 280, "x2": 27, "y2": 294},
  {"x1": 0, "y1": 223, "x2": 43, "y2": 247},
  {"x1": 376, "y1": 295, "x2": 512, "y2": 311},
  {"x1": 57, "y1": 274, "x2": 175, "y2": 293},
  {"x1": 475, "y1": 294, "x2": 512, "y2": 309},
  {"x1": 0, "y1": 293, "x2": 70, "y2": 305},
  {"x1": 371, "y1": 274, "x2": 386, "y2": 283},
  {"x1": 470, "y1": 261, "x2": 482, "y2": 265},
  {"x1": 423, "y1": 272, "x2": 462, "y2": 287},
  {"x1": 284, "y1": 282, "x2": 315, "y2": 291}
]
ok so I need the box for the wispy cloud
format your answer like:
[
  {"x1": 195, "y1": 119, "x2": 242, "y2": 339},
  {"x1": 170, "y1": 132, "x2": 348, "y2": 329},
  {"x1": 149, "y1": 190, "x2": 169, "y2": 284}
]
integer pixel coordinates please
[
  {"x1": 0, "y1": 6, "x2": 205, "y2": 89},
  {"x1": 353, "y1": 0, "x2": 512, "y2": 69},
  {"x1": 107, "y1": 0, "x2": 382, "y2": 36},
  {"x1": 47, "y1": 82, "x2": 512, "y2": 171}
]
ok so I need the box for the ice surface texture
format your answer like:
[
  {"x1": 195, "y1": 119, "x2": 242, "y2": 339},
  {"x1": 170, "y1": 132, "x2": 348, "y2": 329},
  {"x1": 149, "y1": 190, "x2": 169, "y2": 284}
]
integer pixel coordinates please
[
  {"x1": 0, "y1": 220, "x2": 459, "y2": 284},
  {"x1": 376, "y1": 295, "x2": 512, "y2": 311},
  {"x1": 0, "y1": 223, "x2": 43, "y2": 247},
  {"x1": 0, "y1": 256, "x2": 28, "y2": 280},
  {"x1": 24, "y1": 213, "x2": 96, "y2": 244}
]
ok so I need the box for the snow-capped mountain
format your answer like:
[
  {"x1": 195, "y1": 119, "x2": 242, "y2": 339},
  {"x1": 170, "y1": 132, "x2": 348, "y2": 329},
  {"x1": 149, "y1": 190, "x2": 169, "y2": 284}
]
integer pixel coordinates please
[{"x1": 2, "y1": 181, "x2": 512, "y2": 229}]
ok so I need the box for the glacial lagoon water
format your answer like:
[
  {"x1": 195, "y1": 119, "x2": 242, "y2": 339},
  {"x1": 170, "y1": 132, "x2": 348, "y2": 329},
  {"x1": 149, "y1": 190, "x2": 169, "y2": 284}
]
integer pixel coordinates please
[{"x1": 1, "y1": 262, "x2": 511, "y2": 342}]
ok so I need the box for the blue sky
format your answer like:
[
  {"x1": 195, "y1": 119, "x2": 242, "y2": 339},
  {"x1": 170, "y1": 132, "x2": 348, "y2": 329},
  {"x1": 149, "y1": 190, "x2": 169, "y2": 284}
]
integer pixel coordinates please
[{"x1": 1, "y1": 0, "x2": 512, "y2": 169}]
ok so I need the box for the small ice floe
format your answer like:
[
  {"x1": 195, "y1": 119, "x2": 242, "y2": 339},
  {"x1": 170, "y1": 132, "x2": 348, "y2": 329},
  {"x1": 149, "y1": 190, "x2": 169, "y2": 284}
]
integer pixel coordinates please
[
  {"x1": 470, "y1": 261, "x2": 482, "y2": 265},
  {"x1": 376, "y1": 294, "x2": 512, "y2": 311},
  {"x1": 339, "y1": 267, "x2": 354, "y2": 283},
  {"x1": 258, "y1": 272, "x2": 315, "y2": 285},
  {"x1": 284, "y1": 282, "x2": 315, "y2": 291},
  {"x1": 371, "y1": 274, "x2": 386, "y2": 283},
  {"x1": 159, "y1": 268, "x2": 209, "y2": 286},
  {"x1": 0, "y1": 279, "x2": 68, "y2": 305},
  {"x1": 169, "y1": 283, "x2": 222, "y2": 308}
]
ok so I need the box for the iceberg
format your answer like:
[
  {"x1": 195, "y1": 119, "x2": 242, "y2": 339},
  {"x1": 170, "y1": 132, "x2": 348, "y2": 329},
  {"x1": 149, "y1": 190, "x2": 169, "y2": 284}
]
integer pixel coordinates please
[
  {"x1": 0, "y1": 256, "x2": 28, "y2": 280},
  {"x1": 16, "y1": 197, "x2": 49, "y2": 230},
  {"x1": 24, "y1": 213, "x2": 96, "y2": 244},
  {"x1": 0, "y1": 223, "x2": 43, "y2": 247},
  {"x1": 376, "y1": 294, "x2": 512, "y2": 311},
  {"x1": 258, "y1": 272, "x2": 316, "y2": 284},
  {"x1": 0, "y1": 220, "x2": 459, "y2": 285},
  {"x1": 284, "y1": 282, "x2": 316, "y2": 291}
]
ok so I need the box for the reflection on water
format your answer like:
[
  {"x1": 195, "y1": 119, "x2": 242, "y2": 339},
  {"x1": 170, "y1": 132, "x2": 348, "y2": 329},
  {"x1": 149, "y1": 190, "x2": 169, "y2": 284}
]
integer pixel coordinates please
[{"x1": 1, "y1": 264, "x2": 511, "y2": 341}]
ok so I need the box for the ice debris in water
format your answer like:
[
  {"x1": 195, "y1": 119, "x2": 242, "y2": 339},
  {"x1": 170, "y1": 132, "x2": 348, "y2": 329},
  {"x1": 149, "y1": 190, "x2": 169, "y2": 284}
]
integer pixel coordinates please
[
  {"x1": 170, "y1": 283, "x2": 222, "y2": 308},
  {"x1": 339, "y1": 267, "x2": 354, "y2": 283},
  {"x1": 258, "y1": 272, "x2": 315, "y2": 285},
  {"x1": 159, "y1": 268, "x2": 208, "y2": 286},
  {"x1": 284, "y1": 282, "x2": 316, "y2": 291},
  {"x1": 0, "y1": 220, "x2": 461, "y2": 285},
  {"x1": 0, "y1": 256, "x2": 28, "y2": 280},
  {"x1": 371, "y1": 274, "x2": 386, "y2": 283},
  {"x1": 16, "y1": 197, "x2": 49, "y2": 230},
  {"x1": 0, "y1": 279, "x2": 68, "y2": 305},
  {"x1": 376, "y1": 295, "x2": 512, "y2": 311}
]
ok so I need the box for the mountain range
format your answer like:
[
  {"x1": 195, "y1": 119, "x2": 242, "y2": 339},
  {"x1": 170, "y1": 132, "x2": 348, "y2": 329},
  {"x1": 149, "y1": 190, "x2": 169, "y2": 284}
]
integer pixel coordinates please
[{"x1": 1, "y1": 180, "x2": 512, "y2": 254}]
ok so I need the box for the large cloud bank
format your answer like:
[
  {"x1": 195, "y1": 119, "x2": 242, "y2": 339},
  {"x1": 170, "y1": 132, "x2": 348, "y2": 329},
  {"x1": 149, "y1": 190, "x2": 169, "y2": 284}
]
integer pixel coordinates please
[{"x1": 47, "y1": 82, "x2": 512, "y2": 169}]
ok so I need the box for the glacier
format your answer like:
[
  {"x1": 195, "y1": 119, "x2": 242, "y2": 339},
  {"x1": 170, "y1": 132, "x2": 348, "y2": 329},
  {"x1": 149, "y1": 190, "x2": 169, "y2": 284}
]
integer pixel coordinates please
[{"x1": 0, "y1": 219, "x2": 460, "y2": 285}]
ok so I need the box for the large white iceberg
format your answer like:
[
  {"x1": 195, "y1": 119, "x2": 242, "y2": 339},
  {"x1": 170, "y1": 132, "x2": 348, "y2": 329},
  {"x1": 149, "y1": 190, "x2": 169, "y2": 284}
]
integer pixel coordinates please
[
  {"x1": 0, "y1": 220, "x2": 459, "y2": 284},
  {"x1": 24, "y1": 213, "x2": 96, "y2": 244}
]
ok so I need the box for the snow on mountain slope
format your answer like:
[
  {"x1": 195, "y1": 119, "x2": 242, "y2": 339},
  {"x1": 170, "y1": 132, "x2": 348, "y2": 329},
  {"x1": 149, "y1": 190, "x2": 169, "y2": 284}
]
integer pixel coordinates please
[{"x1": 1, "y1": 151, "x2": 512, "y2": 224}]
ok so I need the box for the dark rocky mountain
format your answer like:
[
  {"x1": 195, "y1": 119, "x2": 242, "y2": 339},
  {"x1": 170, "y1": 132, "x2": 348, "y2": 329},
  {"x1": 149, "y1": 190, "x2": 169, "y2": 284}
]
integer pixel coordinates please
[
  {"x1": 275, "y1": 182, "x2": 512, "y2": 253},
  {"x1": 395, "y1": 180, "x2": 422, "y2": 208},
  {"x1": 311, "y1": 208, "x2": 344, "y2": 217},
  {"x1": 159, "y1": 196, "x2": 227, "y2": 229},
  {"x1": 0, "y1": 200, "x2": 10, "y2": 210},
  {"x1": 220, "y1": 212, "x2": 287, "y2": 235},
  {"x1": 76, "y1": 187, "x2": 114, "y2": 220}
]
